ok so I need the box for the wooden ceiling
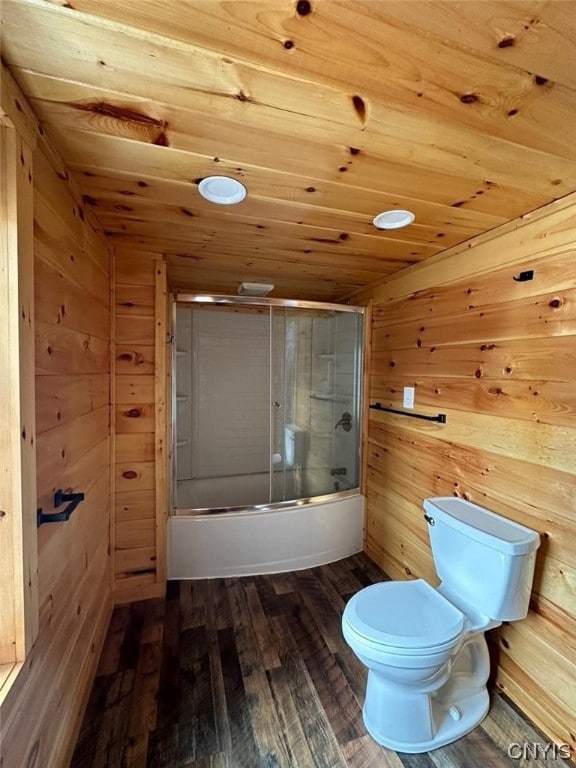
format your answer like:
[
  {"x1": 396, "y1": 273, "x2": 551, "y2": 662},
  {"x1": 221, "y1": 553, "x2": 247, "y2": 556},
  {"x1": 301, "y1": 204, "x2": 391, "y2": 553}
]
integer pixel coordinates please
[{"x1": 2, "y1": 0, "x2": 576, "y2": 301}]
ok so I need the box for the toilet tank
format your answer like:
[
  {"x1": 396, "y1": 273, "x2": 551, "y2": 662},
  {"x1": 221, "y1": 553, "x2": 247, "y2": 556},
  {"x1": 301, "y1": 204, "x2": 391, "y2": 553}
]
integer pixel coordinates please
[{"x1": 423, "y1": 497, "x2": 540, "y2": 621}]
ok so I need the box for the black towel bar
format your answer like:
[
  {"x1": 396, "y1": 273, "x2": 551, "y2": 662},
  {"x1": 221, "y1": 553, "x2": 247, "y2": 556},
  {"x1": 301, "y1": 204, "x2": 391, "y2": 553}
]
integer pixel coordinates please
[
  {"x1": 369, "y1": 402, "x2": 446, "y2": 424},
  {"x1": 37, "y1": 489, "x2": 85, "y2": 527}
]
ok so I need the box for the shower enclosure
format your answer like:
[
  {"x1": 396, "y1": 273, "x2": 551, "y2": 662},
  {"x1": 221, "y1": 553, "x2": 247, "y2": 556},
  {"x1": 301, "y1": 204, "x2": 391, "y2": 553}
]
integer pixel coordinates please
[{"x1": 172, "y1": 296, "x2": 363, "y2": 513}]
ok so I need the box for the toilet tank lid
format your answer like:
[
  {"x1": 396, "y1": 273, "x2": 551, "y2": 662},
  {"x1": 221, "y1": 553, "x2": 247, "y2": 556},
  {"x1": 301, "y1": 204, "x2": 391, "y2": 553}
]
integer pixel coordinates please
[{"x1": 423, "y1": 497, "x2": 540, "y2": 555}]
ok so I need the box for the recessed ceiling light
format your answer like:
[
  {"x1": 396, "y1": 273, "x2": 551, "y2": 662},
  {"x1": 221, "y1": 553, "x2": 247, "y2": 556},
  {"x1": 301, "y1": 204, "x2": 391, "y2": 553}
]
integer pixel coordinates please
[
  {"x1": 198, "y1": 176, "x2": 247, "y2": 205},
  {"x1": 372, "y1": 209, "x2": 415, "y2": 229}
]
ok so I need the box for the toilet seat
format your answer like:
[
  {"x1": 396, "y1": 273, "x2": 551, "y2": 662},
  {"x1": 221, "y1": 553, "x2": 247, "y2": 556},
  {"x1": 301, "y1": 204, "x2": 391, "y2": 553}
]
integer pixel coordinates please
[{"x1": 342, "y1": 580, "x2": 465, "y2": 653}]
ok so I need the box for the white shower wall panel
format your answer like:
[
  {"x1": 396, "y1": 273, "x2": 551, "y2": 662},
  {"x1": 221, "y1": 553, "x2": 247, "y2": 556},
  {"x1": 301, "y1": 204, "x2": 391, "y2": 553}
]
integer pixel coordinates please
[{"x1": 193, "y1": 309, "x2": 270, "y2": 479}]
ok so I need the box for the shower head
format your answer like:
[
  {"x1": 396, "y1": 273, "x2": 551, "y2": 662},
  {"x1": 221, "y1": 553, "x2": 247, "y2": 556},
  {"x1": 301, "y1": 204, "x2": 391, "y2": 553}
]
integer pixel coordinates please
[{"x1": 237, "y1": 282, "x2": 274, "y2": 297}]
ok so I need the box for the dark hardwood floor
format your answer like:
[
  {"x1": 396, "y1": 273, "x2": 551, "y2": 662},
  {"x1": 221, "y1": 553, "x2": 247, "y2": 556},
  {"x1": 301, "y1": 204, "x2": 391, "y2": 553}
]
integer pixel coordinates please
[{"x1": 71, "y1": 553, "x2": 557, "y2": 768}]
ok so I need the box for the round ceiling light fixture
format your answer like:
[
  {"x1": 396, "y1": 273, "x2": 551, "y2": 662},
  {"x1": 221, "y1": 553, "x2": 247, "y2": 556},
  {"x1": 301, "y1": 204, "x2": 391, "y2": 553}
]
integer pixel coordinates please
[
  {"x1": 372, "y1": 209, "x2": 415, "y2": 229},
  {"x1": 198, "y1": 175, "x2": 247, "y2": 205}
]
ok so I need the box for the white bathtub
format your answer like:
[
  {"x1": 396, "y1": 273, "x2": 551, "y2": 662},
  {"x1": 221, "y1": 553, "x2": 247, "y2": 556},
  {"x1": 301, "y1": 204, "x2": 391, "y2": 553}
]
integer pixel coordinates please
[{"x1": 168, "y1": 493, "x2": 364, "y2": 579}]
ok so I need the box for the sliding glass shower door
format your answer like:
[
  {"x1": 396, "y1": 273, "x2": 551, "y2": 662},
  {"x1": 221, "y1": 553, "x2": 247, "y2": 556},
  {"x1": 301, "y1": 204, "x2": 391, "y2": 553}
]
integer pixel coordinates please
[
  {"x1": 175, "y1": 305, "x2": 271, "y2": 508},
  {"x1": 270, "y1": 307, "x2": 362, "y2": 503},
  {"x1": 173, "y1": 301, "x2": 362, "y2": 511}
]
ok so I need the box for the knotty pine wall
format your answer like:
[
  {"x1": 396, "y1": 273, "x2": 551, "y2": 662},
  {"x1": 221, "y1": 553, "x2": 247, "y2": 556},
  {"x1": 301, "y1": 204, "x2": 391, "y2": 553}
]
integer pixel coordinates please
[
  {"x1": 361, "y1": 195, "x2": 576, "y2": 749},
  {"x1": 0, "y1": 129, "x2": 113, "y2": 765},
  {"x1": 113, "y1": 248, "x2": 168, "y2": 604}
]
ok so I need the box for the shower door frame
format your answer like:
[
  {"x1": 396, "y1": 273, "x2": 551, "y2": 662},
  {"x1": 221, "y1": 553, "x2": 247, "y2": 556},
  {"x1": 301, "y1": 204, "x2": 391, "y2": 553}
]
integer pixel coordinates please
[{"x1": 171, "y1": 294, "x2": 365, "y2": 515}]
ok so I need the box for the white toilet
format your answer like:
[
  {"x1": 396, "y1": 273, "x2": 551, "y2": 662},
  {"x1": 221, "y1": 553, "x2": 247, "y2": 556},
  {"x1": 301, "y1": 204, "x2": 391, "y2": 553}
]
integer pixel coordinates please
[{"x1": 342, "y1": 496, "x2": 540, "y2": 753}]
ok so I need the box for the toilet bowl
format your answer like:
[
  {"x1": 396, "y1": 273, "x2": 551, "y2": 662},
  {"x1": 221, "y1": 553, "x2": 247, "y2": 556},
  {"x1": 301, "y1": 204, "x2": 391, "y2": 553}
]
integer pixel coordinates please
[{"x1": 342, "y1": 497, "x2": 540, "y2": 753}]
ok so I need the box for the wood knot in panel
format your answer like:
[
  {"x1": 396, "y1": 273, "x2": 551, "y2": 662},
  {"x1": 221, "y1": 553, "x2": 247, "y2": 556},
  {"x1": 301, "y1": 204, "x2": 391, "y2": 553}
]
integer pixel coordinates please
[
  {"x1": 497, "y1": 36, "x2": 515, "y2": 48},
  {"x1": 296, "y1": 0, "x2": 312, "y2": 16},
  {"x1": 351, "y1": 95, "x2": 367, "y2": 124}
]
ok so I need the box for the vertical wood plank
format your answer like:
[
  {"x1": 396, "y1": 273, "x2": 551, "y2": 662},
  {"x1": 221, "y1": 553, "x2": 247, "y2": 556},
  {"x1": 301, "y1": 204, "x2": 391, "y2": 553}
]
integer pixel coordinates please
[
  {"x1": 113, "y1": 249, "x2": 163, "y2": 603},
  {"x1": 360, "y1": 299, "x2": 372, "y2": 500},
  {"x1": 109, "y1": 248, "x2": 117, "y2": 594},
  {"x1": 0, "y1": 125, "x2": 38, "y2": 663},
  {"x1": 155, "y1": 256, "x2": 168, "y2": 584}
]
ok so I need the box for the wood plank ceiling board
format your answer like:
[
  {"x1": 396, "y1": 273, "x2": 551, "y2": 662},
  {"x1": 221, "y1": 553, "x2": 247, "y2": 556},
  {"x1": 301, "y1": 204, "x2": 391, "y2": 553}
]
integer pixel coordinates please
[{"x1": 2, "y1": 0, "x2": 576, "y2": 301}]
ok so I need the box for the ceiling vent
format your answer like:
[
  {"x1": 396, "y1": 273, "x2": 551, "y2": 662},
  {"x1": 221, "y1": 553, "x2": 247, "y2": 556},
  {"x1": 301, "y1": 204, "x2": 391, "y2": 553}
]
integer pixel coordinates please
[{"x1": 237, "y1": 282, "x2": 274, "y2": 296}]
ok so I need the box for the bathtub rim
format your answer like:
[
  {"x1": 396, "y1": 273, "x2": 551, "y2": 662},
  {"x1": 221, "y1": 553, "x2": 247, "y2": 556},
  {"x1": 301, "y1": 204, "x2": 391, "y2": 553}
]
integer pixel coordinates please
[{"x1": 172, "y1": 485, "x2": 360, "y2": 517}]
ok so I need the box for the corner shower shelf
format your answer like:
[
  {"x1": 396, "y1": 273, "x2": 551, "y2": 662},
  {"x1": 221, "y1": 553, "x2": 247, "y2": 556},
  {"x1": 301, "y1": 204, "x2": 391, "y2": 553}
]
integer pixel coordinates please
[{"x1": 310, "y1": 392, "x2": 352, "y2": 403}]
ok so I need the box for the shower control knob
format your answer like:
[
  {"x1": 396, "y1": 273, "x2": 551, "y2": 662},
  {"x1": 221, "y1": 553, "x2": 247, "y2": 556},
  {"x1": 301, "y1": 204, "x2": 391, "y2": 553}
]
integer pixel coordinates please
[{"x1": 449, "y1": 706, "x2": 461, "y2": 721}]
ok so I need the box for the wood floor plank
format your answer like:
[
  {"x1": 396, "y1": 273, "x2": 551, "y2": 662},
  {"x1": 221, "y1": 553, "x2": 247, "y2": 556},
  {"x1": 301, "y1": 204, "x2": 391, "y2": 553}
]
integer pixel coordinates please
[
  {"x1": 348, "y1": 551, "x2": 390, "y2": 585},
  {"x1": 284, "y1": 599, "x2": 364, "y2": 748},
  {"x1": 266, "y1": 665, "x2": 318, "y2": 768},
  {"x1": 479, "y1": 694, "x2": 560, "y2": 767},
  {"x1": 295, "y1": 569, "x2": 342, "y2": 654},
  {"x1": 321, "y1": 561, "x2": 366, "y2": 601},
  {"x1": 255, "y1": 572, "x2": 293, "y2": 617},
  {"x1": 428, "y1": 724, "x2": 516, "y2": 768},
  {"x1": 209, "y1": 578, "x2": 233, "y2": 631},
  {"x1": 156, "y1": 582, "x2": 181, "y2": 729},
  {"x1": 270, "y1": 572, "x2": 297, "y2": 596},
  {"x1": 179, "y1": 626, "x2": 218, "y2": 762},
  {"x1": 244, "y1": 581, "x2": 281, "y2": 671},
  {"x1": 216, "y1": 626, "x2": 260, "y2": 767},
  {"x1": 178, "y1": 581, "x2": 194, "y2": 630},
  {"x1": 71, "y1": 553, "x2": 558, "y2": 768},
  {"x1": 268, "y1": 613, "x2": 347, "y2": 768},
  {"x1": 122, "y1": 642, "x2": 162, "y2": 767},
  {"x1": 93, "y1": 669, "x2": 136, "y2": 768},
  {"x1": 316, "y1": 564, "x2": 348, "y2": 614},
  {"x1": 96, "y1": 604, "x2": 131, "y2": 676},
  {"x1": 397, "y1": 753, "x2": 439, "y2": 768},
  {"x1": 70, "y1": 674, "x2": 112, "y2": 767},
  {"x1": 342, "y1": 734, "x2": 404, "y2": 768},
  {"x1": 146, "y1": 723, "x2": 180, "y2": 767},
  {"x1": 206, "y1": 622, "x2": 232, "y2": 757},
  {"x1": 227, "y1": 581, "x2": 292, "y2": 766},
  {"x1": 349, "y1": 567, "x2": 374, "y2": 590},
  {"x1": 225, "y1": 580, "x2": 264, "y2": 676},
  {"x1": 119, "y1": 602, "x2": 146, "y2": 670}
]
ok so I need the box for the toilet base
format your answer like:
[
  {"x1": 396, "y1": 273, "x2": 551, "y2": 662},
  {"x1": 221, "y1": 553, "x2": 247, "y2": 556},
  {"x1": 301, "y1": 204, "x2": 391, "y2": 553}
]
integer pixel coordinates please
[
  {"x1": 363, "y1": 688, "x2": 489, "y2": 753},
  {"x1": 361, "y1": 635, "x2": 491, "y2": 753}
]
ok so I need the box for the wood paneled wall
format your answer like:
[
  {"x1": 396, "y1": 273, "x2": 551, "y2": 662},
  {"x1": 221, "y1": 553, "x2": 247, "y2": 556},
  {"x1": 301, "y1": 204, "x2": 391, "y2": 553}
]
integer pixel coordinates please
[
  {"x1": 0, "y1": 96, "x2": 113, "y2": 766},
  {"x1": 113, "y1": 248, "x2": 167, "y2": 604},
  {"x1": 362, "y1": 195, "x2": 576, "y2": 750}
]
